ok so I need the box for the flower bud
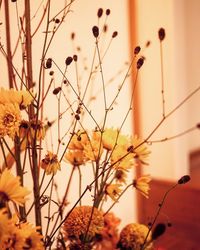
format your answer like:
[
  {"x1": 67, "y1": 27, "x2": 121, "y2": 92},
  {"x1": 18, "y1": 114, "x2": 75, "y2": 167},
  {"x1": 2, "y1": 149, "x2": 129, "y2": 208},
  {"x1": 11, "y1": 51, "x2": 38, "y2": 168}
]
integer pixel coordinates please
[
  {"x1": 152, "y1": 223, "x2": 166, "y2": 240},
  {"x1": 112, "y1": 31, "x2": 118, "y2": 38},
  {"x1": 137, "y1": 57, "x2": 144, "y2": 69},
  {"x1": 46, "y1": 58, "x2": 52, "y2": 69},
  {"x1": 53, "y1": 87, "x2": 61, "y2": 95},
  {"x1": 106, "y1": 9, "x2": 111, "y2": 15},
  {"x1": 134, "y1": 46, "x2": 141, "y2": 55}
]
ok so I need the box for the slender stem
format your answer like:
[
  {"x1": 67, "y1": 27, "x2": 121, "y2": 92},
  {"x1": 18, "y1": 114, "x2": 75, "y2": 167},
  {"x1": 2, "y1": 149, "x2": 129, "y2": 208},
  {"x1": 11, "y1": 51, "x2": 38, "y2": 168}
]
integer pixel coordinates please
[{"x1": 4, "y1": 0, "x2": 14, "y2": 89}]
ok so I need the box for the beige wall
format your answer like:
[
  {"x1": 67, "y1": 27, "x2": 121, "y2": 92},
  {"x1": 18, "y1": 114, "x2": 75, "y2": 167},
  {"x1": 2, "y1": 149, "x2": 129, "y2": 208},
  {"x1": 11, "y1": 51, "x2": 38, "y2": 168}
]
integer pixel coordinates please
[{"x1": 135, "y1": 0, "x2": 200, "y2": 180}]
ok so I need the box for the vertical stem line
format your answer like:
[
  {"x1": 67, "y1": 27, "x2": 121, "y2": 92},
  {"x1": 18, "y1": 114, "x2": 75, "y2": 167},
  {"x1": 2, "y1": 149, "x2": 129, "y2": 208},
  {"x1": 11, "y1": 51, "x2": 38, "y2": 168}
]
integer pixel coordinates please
[
  {"x1": 24, "y1": 0, "x2": 42, "y2": 229},
  {"x1": 4, "y1": 1, "x2": 14, "y2": 88}
]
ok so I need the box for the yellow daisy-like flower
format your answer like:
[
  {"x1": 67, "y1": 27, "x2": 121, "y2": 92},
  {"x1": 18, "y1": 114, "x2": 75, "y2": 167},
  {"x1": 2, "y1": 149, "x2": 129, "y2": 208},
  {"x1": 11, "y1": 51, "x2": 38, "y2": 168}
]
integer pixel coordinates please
[
  {"x1": 83, "y1": 138, "x2": 103, "y2": 161},
  {"x1": 0, "y1": 169, "x2": 30, "y2": 206},
  {"x1": 18, "y1": 222, "x2": 44, "y2": 250},
  {"x1": 68, "y1": 131, "x2": 89, "y2": 150},
  {"x1": 64, "y1": 149, "x2": 86, "y2": 166},
  {"x1": 102, "y1": 128, "x2": 129, "y2": 151},
  {"x1": 114, "y1": 169, "x2": 128, "y2": 184},
  {"x1": 0, "y1": 87, "x2": 33, "y2": 109},
  {"x1": 63, "y1": 206, "x2": 104, "y2": 241},
  {"x1": 130, "y1": 135, "x2": 151, "y2": 165},
  {"x1": 111, "y1": 145, "x2": 133, "y2": 170},
  {"x1": 0, "y1": 103, "x2": 21, "y2": 139},
  {"x1": 41, "y1": 151, "x2": 61, "y2": 175},
  {"x1": 117, "y1": 223, "x2": 153, "y2": 250},
  {"x1": 133, "y1": 175, "x2": 151, "y2": 198},
  {"x1": 105, "y1": 184, "x2": 122, "y2": 201}
]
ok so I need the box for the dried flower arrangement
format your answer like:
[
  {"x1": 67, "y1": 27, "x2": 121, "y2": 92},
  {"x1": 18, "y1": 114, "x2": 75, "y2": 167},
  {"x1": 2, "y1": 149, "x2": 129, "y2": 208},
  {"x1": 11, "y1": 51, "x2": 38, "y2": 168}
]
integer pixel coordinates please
[{"x1": 0, "y1": 1, "x2": 197, "y2": 249}]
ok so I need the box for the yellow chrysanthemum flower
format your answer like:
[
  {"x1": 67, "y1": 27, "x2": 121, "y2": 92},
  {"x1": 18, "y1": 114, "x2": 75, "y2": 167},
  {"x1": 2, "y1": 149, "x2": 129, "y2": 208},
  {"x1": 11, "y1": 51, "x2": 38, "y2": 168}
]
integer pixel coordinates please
[
  {"x1": 0, "y1": 169, "x2": 30, "y2": 206},
  {"x1": 111, "y1": 145, "x2": 133, "y2": 170},
  {"x1": 115, "y1": 169, "x2": 128, "y2": 184},
  {"x1": 0, "y1": 87, "x2": 33, "y2": 109},
  {"x1": 105, "y1": 184, "x2": 122, "y2": 201},
  {"x1": 117, "y1": 223, "x2": 153, "y2": 250},
  {"x1": 102, "y1": 128, "x2": 129, "y2": 151},
  {"x1": 19, "y1": 223, "x2": 44, "y2": 250},
  {"x1": 83, "y1": 138, "x2": 103, "y2": 161},
  {"x1": 64, "y1": 149, "x2": 86, "y2": 166},
  {"x1": 0, "y1": 103, "x2": 21, "y2": 139},
  {"x1": 68, "y1": 131, "x2": 89, "y2": 150},
  {"x1": 133, "y1": 175, "x2": 151, "y2": 198},
  {"x1": 41, "y1": 151, "x2": 61, "y2": 175},
  {"x1": 63, "y1": 206, "x2": 104, "y2": 241},
  {"x1": 130, "y1": 136, "x2": 151, "y2": 165}
]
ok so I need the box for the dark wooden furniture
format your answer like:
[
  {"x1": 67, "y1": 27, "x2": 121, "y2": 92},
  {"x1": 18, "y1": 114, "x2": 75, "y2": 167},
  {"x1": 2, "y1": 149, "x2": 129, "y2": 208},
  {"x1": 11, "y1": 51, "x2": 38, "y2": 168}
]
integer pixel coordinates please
[{"x1": 139, "y1": 179, "x2": 200, "y2": 250}]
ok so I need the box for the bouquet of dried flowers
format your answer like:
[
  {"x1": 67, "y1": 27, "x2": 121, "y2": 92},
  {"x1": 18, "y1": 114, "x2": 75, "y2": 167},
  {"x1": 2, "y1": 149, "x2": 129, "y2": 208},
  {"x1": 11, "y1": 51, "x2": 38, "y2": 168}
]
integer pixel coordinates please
[{"x1": 0, "y1": 1, "x2": 195, "y2": 249}]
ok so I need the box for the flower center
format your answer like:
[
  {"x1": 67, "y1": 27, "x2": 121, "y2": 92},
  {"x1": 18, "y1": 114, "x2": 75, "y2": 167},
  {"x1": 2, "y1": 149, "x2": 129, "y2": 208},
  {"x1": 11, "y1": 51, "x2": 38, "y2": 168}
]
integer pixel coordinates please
[{"x1": 3, "y1": 114, "x2": 15, "y2": 126}]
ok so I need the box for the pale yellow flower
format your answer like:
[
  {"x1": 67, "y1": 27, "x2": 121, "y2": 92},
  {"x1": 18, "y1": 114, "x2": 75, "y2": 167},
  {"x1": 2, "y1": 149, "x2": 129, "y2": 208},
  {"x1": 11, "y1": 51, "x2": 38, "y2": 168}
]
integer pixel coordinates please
[
  {"x1": 64, "y1": 149, "x2": 86, "y2": 166},
  {"x1": 102, "y1": 128, "x2": 129, "y2": 150},
  {"x1": 114, "y1": 169, "x2": 128, "y2": 184},
  {"x1": 0, "y1": 169, "x2": 30, "y2": 206},
  {"x1": 63, "y1": 206, "x2": 104, "y2": 240},
  {"x1": 133, "y1": 175, "x2": 151, "y2": 198},
  {"x1": 130, "y1": 135, "x2": 151, "y2": 165},
  {"x1": 105, "y1": 183, "x2": 122, "y2": 201},
  {"x1": 118, "y1": 223, "x2": 153, "y2": 250},
  {"x1": 68, "y1": 130, "x2": 89, "y2": 150},
  {"x1": 41, "y1": 151, "x2": 61, "y2": 175},
  {"x1": 0, "y1": 87, "x2": 33, "y2": 109},
  {"x1": 111, "y1": 145, "x2": 134, "y2": 170},
  {"x1": 83, "y1": 138, "x2": 103, "y2": 161},
  {"x1": 0, "y1": 103, "x2": 21, "y2": 139}
]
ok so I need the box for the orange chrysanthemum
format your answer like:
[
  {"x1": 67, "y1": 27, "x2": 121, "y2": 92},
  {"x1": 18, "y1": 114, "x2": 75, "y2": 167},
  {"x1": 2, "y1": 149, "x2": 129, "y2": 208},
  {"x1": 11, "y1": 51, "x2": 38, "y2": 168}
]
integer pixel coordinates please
[
  {"x1": 63, "y1": 206, "x2": 104, "y2": 241},
  {"x1": 117, "y1": 223, "x2": 153, "y2": 250}
]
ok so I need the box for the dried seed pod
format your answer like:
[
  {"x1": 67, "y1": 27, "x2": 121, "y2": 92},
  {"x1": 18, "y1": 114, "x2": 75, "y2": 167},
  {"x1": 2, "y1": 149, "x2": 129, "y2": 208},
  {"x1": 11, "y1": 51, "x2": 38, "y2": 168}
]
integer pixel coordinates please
[
  {"x1": 158, "y1": 28, "x2": 165, "y2": 41},
  {"x1": 178, "y1": 175, "x2": 191, "y2": 184},
  {"x1": 73, "y1": 55, "x2": 78, "y2": 61},
  {"x1": 137, "y1": 57, "x2": 144, "y2": 69},
  {"x1": 53, "y1": 87, "x2": 61, "y2": 95},
  {"x1": 112, "y1": 31, "x2": 118, "y2": 38},
  {"x1": 106, "y1": 9, "x2": 111, "y2": 15},
  {"x1": 65, "y1": 57, "x2": 73, "y2": 66},
  {"x1": 92, "y1": 26, "x2": 99, "y2": 38},
  {"x1": 134, "y1": 46, "x2": 141, "y2": 55},
  {"x1": 46, "y1": 58, "x2": 52, "y2": 69},
  {"x1": 97, "y1": 8, "x2": 103, "y2": 18}
]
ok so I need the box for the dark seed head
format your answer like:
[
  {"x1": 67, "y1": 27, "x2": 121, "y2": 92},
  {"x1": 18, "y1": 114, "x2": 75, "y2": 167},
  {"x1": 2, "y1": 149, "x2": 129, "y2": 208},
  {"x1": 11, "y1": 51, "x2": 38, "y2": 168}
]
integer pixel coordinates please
[
  {"x1": 178, "y1": 175, "x2": 191, "y2": 185},
  {"x1": 65, "y1": 56, "x2": 73, "y2": 66},
  {"x1": 134, "y1": 46, "x2": 141, "y2": 55},
  {"x1": 152, "y1": 223, "x2": 166, "y2": 240},
  {"x1": 45, "y1": 58, "x2": 52, "y2": 69},
  {"x1": 137, "y1": 57, "x2": 144, "y2": 69},
  {"x1": 158, "y1": 28, "x2": 166, "y2": 41},
  {"x1": 97, "y1": 8, "x2": 103, "y2": 18},
  {"x1": 53, "y1": 87, "x2": 61, "y2": 95},
  {"x1": 92, "y1": 26, "x2": 99, "y2": 38},
  {"x1": 106, "y1": 9, "x2": 111, "y2": 15},
  {"x1": 112, "y1": 31, "x2": 118, "y2": 38}
]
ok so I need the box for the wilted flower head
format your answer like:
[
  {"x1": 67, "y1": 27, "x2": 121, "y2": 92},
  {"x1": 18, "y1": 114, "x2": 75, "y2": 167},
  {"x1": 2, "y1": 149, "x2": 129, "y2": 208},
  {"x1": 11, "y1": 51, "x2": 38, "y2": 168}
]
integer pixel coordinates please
[
  {"x1": 0, "y1": 169, "x2": 30, "y2": 206},
  {"x1": 41, "y1": 152, "x2": 61, "y2": 175},
  {"x1": 133, "y1": 175, "x2": 151, "y2": 198},
  {"x1": 117, "y1": 223, "x2": 153, "y2": 250},
  {"x1": 63, "y1": 206, "x2": 104, "y2": 241}
]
